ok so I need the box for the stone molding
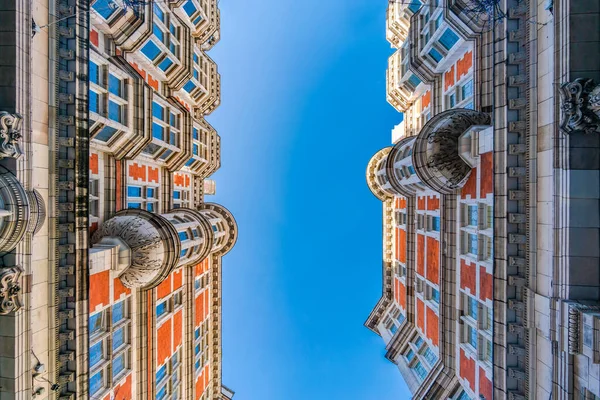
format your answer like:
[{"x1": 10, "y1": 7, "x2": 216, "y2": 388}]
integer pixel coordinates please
[
  {"x1": 559, "y1": 78, "x2": 600, "y2": 134},
  {"x1": 412, "y1": 108, "x2": 491, "y2": 194},
  {"x1": 0, "y1": 111, "x2": 23, "y2": 159},
  {"x1": 198, "y1": 202, "x2": 238, "y2": 256},
  {"x1": 567, "y1": 303, "x2": 600, "y2": 355},
  {"x1": 0, "y1": 266, "x2": 23, "y2": 315}
]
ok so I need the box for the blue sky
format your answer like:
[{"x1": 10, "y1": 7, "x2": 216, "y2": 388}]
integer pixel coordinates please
[{"x1": 208, "y1": 0, "x2": 410, "y2": 398}]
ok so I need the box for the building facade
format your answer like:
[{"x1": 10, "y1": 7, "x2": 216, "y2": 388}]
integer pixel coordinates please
[
  {"x1": 366, "y1": 0, "x2": 600, "y2": 399},
  {"x1": 0, "y1": 0, "x2": 237, "y2": 399}
]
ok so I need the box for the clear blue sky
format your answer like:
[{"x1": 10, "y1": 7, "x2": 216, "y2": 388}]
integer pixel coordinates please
[{"x1": 208, "y1": 1, "x2": 411, "y2": 398}]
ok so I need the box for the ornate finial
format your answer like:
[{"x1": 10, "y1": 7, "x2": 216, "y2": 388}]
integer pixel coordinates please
[
  {"x1": 0, "y1": 267, "x2": 23, "y2": 314},
  {"x1": 0, "y1": 112, "x2": 23, "y2": 159},
  {"x1": 559, "y1": 78, "x2": 600, "y2": 134}
]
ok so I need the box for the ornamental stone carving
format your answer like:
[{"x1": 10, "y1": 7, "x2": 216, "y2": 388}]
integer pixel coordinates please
[
  {"x1": 197, "y1": 203, "x2": 238, "y2": 256},
  {"x1": 560, "y1": 78, "x2": 600, "y2": 134},
  {"x1": 0, "y1": 112, "x2": 23, "y2": 159},
  {"x1": 412, "y1": 108, "x2": 491, "y2": 194},
  {"x1": 92, "y1": 209, "x2": 181, "y2": 290},
  {"x1": 0, "y1": 266, "x2": 23, "y2": 314}
]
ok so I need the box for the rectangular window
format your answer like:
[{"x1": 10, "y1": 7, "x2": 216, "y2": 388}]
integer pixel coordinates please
[
  {"x1": 141, "y1": 40, "x2": 162, "y2": 62},
  {"x1": 428, "y1": 48, "x2": 443, "y2": 62},
  {"x1": 413, "y1": 362, "x2": 428, "y2": 380},
  {"x1": 178, "y1": 231, "x2": 189, "y2": 241},
  {"x1": 127, "y1": 202, "x2": 142, "y2": 209},
  {"x1": 89, "y1": 341, "x2": 104, "y2": 368},
  {"x1": 408, "y1": 74, "x2": 422, "y2": 90},
  {"x1": 94, "y1": 126, "x2": 118, "y2": 143},
  {"x1": 461, "y1": 79, "x2": 473, "y2": 100},
  {"x1": 113, "y1": 327, "x2": 125, "y2": 351},
  {"x1": 92, "y1": 0, "x2": 118, "y2": 20},
  {"x1": 156, "y1": 364, "x2": 167, "y2": 384},
  {"x1": 108, "y1": 101, "x2": 122, "y2": 123},
  {"x1": 152, "y1": 122, "x2": 165, "y2": 141},
  {"x1": 127, "y1": 186, "x2": 142, "y2": 198},
  {"x1": 89, "y1": 370, "x2": 104, "y2": 395},
  {"x1": 407, "y1": 0, "x2": 421, "y2": 13},
  {"x1": 468, "y1": 205, "x2": 477, "y2": 226},
  {"x1": 112, "y1": 353, "x2": 125, "y2": 378},
  {"x1": 112, "y1": 301, "x2": 125, "y2": 324},
  {"x1": 89, "y1": 91, "x2": 100, "y2": 113},
  {"x1": 431, "y1": 288, "x2": 440, "y2": 304},
  {"x1": 90, "y1": 312, "x2": 105, "y2": 337},
  {"x1": 467, "y1": 296, "x2": 478, "y2": 320},
  {"x1": 448, "y1": 93, "x2": 456, "y2": 108},
  {"x1": 422, "y1": 347, "x2": 438, "y2": 366},
  {"x1": 156, "y1": 301, "x2": 169, "y2": 318},
  {"x1": 153, "y1": 3, "x2": 165, "y2": 23},
  {"x1": 108, "y1": 74, "x2": 122, "y2": 97},
  {"x1": 405, "y1": 349, "x2": 415, "y2": 362},
  {"x1": 468, "y1": 325, "x2": 478, "y2": 349},
  {"x1": 468, "y1": 233, "x2": 478, "y2": 255},
  {"x1": 89, "y1": 61, "x2": 99, "y2": 84},
  {"x1": 434, "y1": 15, "x2": 442, "y2": 32},
  {"x1": 173, "y1": 191, "x2": 181, "y2": 200},
  {"x1": 438, "y1": 28, "x2": 459, "y2": 51},
  {"x1": 432, "y1": 216, "x2": 440, "y2": 232}
]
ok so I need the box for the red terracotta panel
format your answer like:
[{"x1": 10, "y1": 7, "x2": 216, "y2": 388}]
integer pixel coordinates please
[
  {"x1": 426, "y1": 195, "x2": 439, "y2": 211},
  {"x1": 417, "y1": 299, "x2": 425, "y2": 333},
  {"x1": 156, "y1": 274, "x2": 171, "y2": 300},
  {"x1": 417, "y1": 234, "x2": 425, "y2": 276},
  {"x1": 479, "y1": 368, "x2": 492, "y2": 400},
  {"x1": 398, "y1": 228, "x2": 407, "y2": 263},
  {"x1": 157, "y1": 321, "x2": 172, "y2": 365},
  {"x1": 195, "y1": 291, "x2": 204, "y2": 326},
  {"x1": 457, "y1": 50, "x2": 473, "y2": 80},
  {"x1": 480, "y1": 152, "x2": 493, "y2": 198},
  {"x1": 90, "y1": 29, "x2": 99, "y2": 47},
  {"x1": 480, "y1": 266, "x2": 493, "y2": 302},
  {"x1": 422, "y1": 90, "x2": 431, "y2": 109},
  {"x1": 128, "y1": 163, "x2": 146, "y2": 182},
  {"x1": 444, "y1": 65, "x2": 455, "y2": 91},
  {"x1": 399, "y1": 197, "x2": 406, "y2": 209},
  {"x1": 426, "y1": 237, "x2": 440, "y2": 285},
  {"x1": 90, "y1": 153, "x2": 99, "y2": 175},
  {"x1": 89, "y1": 270, "x2": 110, "y2": 313},
  {"x1": 148, "y1": 166, "x2": 159, "y2": 183},
  {"x1": 460, "y1": 349, "x2": 476, "y2": 391},
  {"x1": 461, "y1": 259, "x2": 477, "y2": 293},
  {"x1": 426, "y1": 306, "x2": 439, "y2": 346},
  {"x1": 173, "y1": 310, "x2": 183, "y2": 349},
  {"x1": 399, "y1": 280, "x2": 407, "y2": 310},
  {"x1": 113, "y1": 278, "x2": 130, "y2": 302},
  {"x1": 461, "y1": 167, "x2": 477, "y2": 199},
  {"x1": 173, "y1": 268, "x2": 183, "y2": 290},
  {"x1": 113, "y1": 374, "x2": 132, "y2": 400},
  {"x1": 173, "y1": 173, "x2": 185, "y2": 186},
  {"x1": 417, "y1": 196, "x2": 426, "y2": 211},
  {"x1": 148, "y1": 74, "x2": 159, "y2": 91}
]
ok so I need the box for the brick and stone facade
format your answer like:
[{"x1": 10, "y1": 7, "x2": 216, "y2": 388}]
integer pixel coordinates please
[
  {"x1": 0, "y1": 0, "x2": 236, "y2": 398},
  {"x1": 367, "y1": 1, "x2": 600, "y2": 399}
]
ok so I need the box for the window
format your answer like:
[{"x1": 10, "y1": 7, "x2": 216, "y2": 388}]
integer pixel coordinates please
[
  {"x1": 405, "y1": 349, "x2": 415, "y2": 362},
  {"x1": 413, "y1": 362, "x2": 428, "y2": 380},
  {"x1": 467, "y1": 205, "x2": 477, "y2": 226},
  {"x1": 112, "y1": 352, "x2": 126, "y2": 378},
  {"x1": 407, "y1": 74, "x2": 422, "y2": 90},
  {"x1": 156, "y1": 300, "x2": 169, "y2": 319},
  {"x1": 467, "y1": 296, "x2": 478, "y2": 320},
  {"x1": 90, "y1": 341, "x2": 105, "y2": 368},
  {"x1": 92, "y1": 0, "x2": 120, "y2": 20},
  {"x1": 89, "y1": 369, "x2": 105, "y2": 395},
  {"x1": 90, "y1": 177, "x2": 100, "y2": 224},
  {"x1": 127, "y1": 184, "x2": 159, "y2": 212},
  {"x1": 143, "y1": 99, "x2": 181, "y2": 161},
  {"x1": 407, "y1": 0, "x2": 421, "y2": 13},
  {"x1": 113, "y1": 326, "x2": 125, "y2": 351},
  {"x1": 480, "y1": 338, "x2": 492, "y2": 363},
  {"x1": 456, "y1": 391, "x2": 470, "y2": 400},
  {"x1": 583, "y1": 314, "x2": 596, "y2": 348},
  {"x1": 432, "y1": 216, "x2": 440, "y2": 232},
  {"x1": 422, "y1": 347, "x2": 438, "y2": 366},
  {"x1": 428, "y1": 48, "x2": 443, "y2": 62},
  {"x1": 90, "y1": 311, "x2": 107, "y2": 337},
  {"x1": 467, "y1": 325, "x2": 478, "y2": 349},
  {"x1": 113, "y1": 301, "x2": 125, "y2": 325},
  {"x1": 95, "y1": 126, "x2": 119, "y2": 143},
  {"x1": 438, "y1": 28, "x2": 459, "y2": 51},
  {"x1": 448, "y1": 92, "x2": 456, "y2": 108},
  {"x1": 461, "y1": 80, "x2": 473, "y2": 100}
]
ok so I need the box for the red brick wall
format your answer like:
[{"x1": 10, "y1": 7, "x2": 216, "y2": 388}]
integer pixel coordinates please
[
  {"x1": 460, "y1": 349, "x2": 476, "y2": 391},
  {"x1": 417, "y1": 234, "x2": 425, "y2": 276},
  {"x1": 156, "y1": 275, "x2": 172, "y2": 300},
  {"x1": 426, "y1": 306, "x2": 439, "y2": 346},
  {"x1": 461, "y1": 168, "x2": 477, "y2": 199},
  {"x1": 113, "y1": 278, "x2": 131, "y2": 302},
  {"x1": 173, "y1": 310, "x2": 183, "y2": 349},
  {"x1": 426, "y1": 237, "x2": 440, "y2": 285},
  {"x1": 89, "y1": 271, "x2": 110, "y2": 313},
  {"x1": 480, "y1": 266, "x2": 493, "y2": 302},
  {"x1": 90, "y1": 29, "x2": 99, "y2": 47},
  {"x1": 444, "y1": 65, "x2": 455, "y2": 91},
  {"x1": 461, "y1": 259, "x2": 476, "y2": 293},
  {"x1": 417, "y1": 299, "x2": 425, "y2": 333},
  {"x1": 90, "y1": 153, "x2": 99, "y2": 175},
  {"x1": 157, "y1": 321, "x2": 172, "y2": 365},
  {"x1": 129, "y1": 162, "x2": 146, "y2": 182},
  {"x1": 148, "y1": 166, "x2": 159, "y2": 183},
  {"x1": 422, "y1": 90, "x2": 431, "y2": 109},
  {"x1": 426, "y1": 195, "x2": 440, "y2": 211},
  {"x1": 417, "y1": 196, "x2": 426, "y2": 211},
  {"x1": 113, "y1": 374, "x2": 132, "y2": 400},
  {"x1": 479, "y1": 368, "x2": 492, "y2": 400},
  {"x1": 480, "y1": 152, "x2": 493, "y2": 198},
  {"x1": 457, "y1": 50, "x2": 473, "y2": 80},
  {"x1": 398, "y1": 228, "x2": 407, "y2": 263}
]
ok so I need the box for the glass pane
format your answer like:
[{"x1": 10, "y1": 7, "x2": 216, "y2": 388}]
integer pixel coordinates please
[
  {"x1": 193, "y1": 144, "x2": 199, "y2": 156},
  {"x1": 439, "y1": 28, "x2": 459, "y2": 51},
  {"x1": 173, "y1": 191, "x2": 181, "y2": 199},
  {"x1": 152, "y1": 122, "x2": 165, "y2": 140},
  {"x1": 462, "y1": 80, "x2": 473, "y2": 99},
  {"x1": 159, "y1": 57, "x2": 173, "y2": 72},
  {"x1": 141, "y1": 40, "x2": 162, "y2": 62},
  {"x1": 156, "y1": 384, "x2": 168, "y2": 400},
  {"x1": 408, "y1": 0, "x2": 421, "y2": 13},
  {"x1": 469, "y1": 234, "x2": 478, "y2": 254},
  {"x1": 89, "y1": 341, "x2": 104, "y2": 367},
  {"x1": 108, "y1": 74, "x2": 121, "y2": 97},
  {"x1": 432, "y1": 216, "x2": 440, "y2": 232},
  {"x1": 94, "y1": 126, "x2": 118, "y2": 143},
  {"x1": 195, "y1": 328, "x2": 200, "y2": 340},
  {"x1": 179, "y1": 231, "x2": 189, "y2": 241},
  {"x1": 156, "y1": 364, "x2": 167, "y2": 384},
  {"x1": 406, "y1": 349, "x2": 414, "y2": 362},
  {"x1": 428, "y1": 48, "x2": 442, "y2": 62},
  {"x1": 89, "y1": 370, "x2": 104, "y2": 395},
  {"x1": 156, "y1": 301, "x2": 168, "y2": 318},
  {"x1": 183, "y1": 0, "x2": 197, "y2": 16},
  {"x1": 112, "y1": 327, "x2": 125, "y2": 350},
  {"x1": 159, "y1": 149, "x2": 173, "y2": 161},
  {"x1": 89, "y1": 312, "x2": 104, "y2": 335},
  {"x1": 153, "y1": 4, "x2": 165, "y2": 23},
  {"x1": 170, "y1": 131, "x2": 178, "y2": 146},
  {"x1": 468, "y1": 205, "x2": 478, "y2": 226},
  {"x1": 127, "y1": 202, "x2": 142, "y2": 209},
  {"x1": 112, "y1": 301, "x2": 125, "y2": 324},
  {"x1": 152, "y1": 102, "x2": 164, "y2": 120},
  {"x1": 408, "y1": 74, "x2": 421, "y2": 89},
  {"x1": 89, "y1": 90, "x2": 100, "y2": 113},
  {"x1": 92, "y1": 0, "x2": 118, "y2": 20},
  {"x1": 108, "y1": 101, "x2": 122, "y2": 123},
  {"x1": 468, "y1": 297, "x2": 478, "y2": 320},
  {"x1": 183, "y1": 80, "x2": 196, "y2": 94},
  {"x1": 147, "y1": 188, "x2": 156, "y2": 198},
  {"x1": 89, "y1": 61, "x2": 99, "y2": 84},
  {"x1": 142, "y1": 142, "x2": 162, "y2": 156},
  {"x1": 193, "y1": 128, "x2": 199, "y2": 140},
  {"x1": 147, "y1": 202, "x2": 155, "y2": 212},
  {"x1": 112, "y1": 353, "x2": 125, "y2": 378},
  {"x1": 127, "y1": 186, "x2": 142, "y2": 198}
]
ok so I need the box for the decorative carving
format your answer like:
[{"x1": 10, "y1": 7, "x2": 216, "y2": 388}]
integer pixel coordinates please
[
  {"x1": 567, "y1": 303, "x2": 600, "y2": 355},
  {"x1": 560, "y1": 78, "x2": 600, "y2": 134},
  {"x1": 0, "y1": 112, "x2": 23, "y2": 159},
  {"x1": 0, "y1": 266, "x2": 23, "y2": 314}
]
